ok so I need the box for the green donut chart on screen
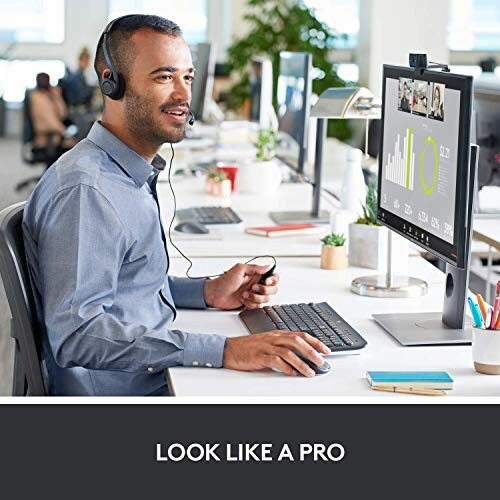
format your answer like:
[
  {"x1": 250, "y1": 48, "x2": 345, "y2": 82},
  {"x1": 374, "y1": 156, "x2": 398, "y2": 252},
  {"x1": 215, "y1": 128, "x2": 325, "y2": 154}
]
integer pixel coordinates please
[{"x1": 419, "y1": 136, "x2": 439, "y2": 195}]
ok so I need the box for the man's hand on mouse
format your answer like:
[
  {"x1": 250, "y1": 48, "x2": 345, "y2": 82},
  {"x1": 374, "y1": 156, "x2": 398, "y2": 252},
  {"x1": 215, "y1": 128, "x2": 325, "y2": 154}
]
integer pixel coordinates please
[
  {"x1": 204, "y1": 263, "x2": 279, "y2": 310},
  {"x1": 222, "y1": 331, "x2": 331, "y2": 377}
]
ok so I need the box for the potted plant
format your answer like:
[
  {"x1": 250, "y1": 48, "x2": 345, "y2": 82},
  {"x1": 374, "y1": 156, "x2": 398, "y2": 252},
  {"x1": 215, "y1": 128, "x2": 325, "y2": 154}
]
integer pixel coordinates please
[
  {"x1": 205, "y1": 167, "x2": 220, "y2": 194},
  {"x1": 320, "y1": 233, "x2": 347, "y2": 270},
  {"x1": 238, "y1": 127, "x2": 282, "y2": 194},
  {"x1": 348, "y1": 184, "x2": 387, "y2": 270},
  {"x1": 348, "y1": 184, "x2": 408, "y2": 271},
  {"x1": 211, "y1": 171, "x2": 232, "y2": 198},
  {"x1": 225, "y1": 0, "x2": 352, "y2": 141}
]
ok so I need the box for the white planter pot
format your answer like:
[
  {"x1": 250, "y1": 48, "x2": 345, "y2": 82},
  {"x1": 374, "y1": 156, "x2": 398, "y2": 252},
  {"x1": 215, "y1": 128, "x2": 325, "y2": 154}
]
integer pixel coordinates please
[
  {"x1": 348, "y1": 223, "x2": 409, "y2": 273},
  {"x1": 238, "y1": 160, "x2": 282, "y2": 194}
]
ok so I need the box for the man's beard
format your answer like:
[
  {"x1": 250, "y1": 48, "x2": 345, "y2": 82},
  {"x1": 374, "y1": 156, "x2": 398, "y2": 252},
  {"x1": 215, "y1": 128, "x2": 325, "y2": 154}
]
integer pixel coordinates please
[{"x1": 124, "y1": 88, "x2": 186, "y2": 145}]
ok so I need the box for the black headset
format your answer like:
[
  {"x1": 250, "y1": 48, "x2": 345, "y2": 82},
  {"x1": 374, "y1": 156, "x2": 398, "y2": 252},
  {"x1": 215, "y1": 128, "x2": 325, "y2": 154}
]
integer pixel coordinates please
[{"x1": 99, "y1": 15, "x2": 195, "y2": 126}]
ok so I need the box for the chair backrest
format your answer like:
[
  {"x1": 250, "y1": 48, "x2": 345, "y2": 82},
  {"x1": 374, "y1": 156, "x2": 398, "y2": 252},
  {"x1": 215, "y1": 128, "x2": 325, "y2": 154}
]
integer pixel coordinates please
[
  {"x1": 0, "y1": 203, "x2": 47, "y2": 396},
  {"x1": 22, "y1": 90, "x2": 35, "y2": 145}
]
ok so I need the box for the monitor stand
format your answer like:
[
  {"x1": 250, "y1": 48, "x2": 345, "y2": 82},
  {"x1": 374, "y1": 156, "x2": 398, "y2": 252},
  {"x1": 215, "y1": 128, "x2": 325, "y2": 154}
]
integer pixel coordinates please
[
  {"x1": 373, "y1": 144, "x2": 479, "y2": 346},
  {"x1": 270, "y1": 210, "x2": 329, "y2": 225},
  {"x1": 270, "y1": 118, "x2": 330, "y2": 225},
  {"x1": 373, "y1": 264, "x2": 473, "y2": 345}
]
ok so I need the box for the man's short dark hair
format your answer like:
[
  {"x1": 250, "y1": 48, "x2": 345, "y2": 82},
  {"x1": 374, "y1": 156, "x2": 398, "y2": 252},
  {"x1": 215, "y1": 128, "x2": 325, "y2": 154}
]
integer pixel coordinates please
[{"x1": 94, "y1": 14, "x2": 182, "y2": 85}]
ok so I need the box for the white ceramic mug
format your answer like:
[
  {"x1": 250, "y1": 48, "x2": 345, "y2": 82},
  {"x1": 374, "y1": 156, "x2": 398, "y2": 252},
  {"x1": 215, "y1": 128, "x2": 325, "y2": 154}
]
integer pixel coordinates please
[{"x1": 472, "y1": 327, "x2": 500, "y2": 375}]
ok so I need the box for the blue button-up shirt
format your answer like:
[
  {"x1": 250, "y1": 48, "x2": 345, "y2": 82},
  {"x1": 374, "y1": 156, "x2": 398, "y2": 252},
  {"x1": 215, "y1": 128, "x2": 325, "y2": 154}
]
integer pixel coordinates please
[{"x1": 23, "y1": 121, "x2": 226, "y2": 396}]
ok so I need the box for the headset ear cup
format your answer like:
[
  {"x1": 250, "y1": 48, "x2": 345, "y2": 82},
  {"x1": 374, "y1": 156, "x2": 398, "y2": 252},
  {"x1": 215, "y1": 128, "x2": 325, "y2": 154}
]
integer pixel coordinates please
[
  {"x1": 100, "y1": 75, "x2": 124, "y2": 100},
  {"x1": 100, "y1": 78, "x2": 115, "y2": 97}
]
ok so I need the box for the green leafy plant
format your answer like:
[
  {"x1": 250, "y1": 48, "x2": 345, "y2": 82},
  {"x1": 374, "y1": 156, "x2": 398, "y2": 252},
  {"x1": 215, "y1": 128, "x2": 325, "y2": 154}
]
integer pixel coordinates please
[
  {"x1": 225, "y1": 0, "x2": 353, "y2": 141},
  {"x1": 255, "y1": 128, "x2": 277, "y2": 161},
  {"x1": 207, "y1": 168, "x2": 228, "y2": 182},
  {"x1": 355, "y1": 184, "x2": 380, "y2": 226},
  {"x1": 321, "y1": 232, "x2": 346, "y2": 247}
]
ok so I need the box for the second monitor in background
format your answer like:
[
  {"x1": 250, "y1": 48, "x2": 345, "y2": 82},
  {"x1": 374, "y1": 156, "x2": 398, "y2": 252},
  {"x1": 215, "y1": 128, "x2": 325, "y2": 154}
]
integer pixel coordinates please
[
  {"x1": 190, "y1": 43, "x2": 217, "y2": 122},
  {"x1": 249, "y1": 57, "x2": 277, "y2": 129},
  {"x1": 276, "y1": 52, "x2": 313, "y2": 176},
  {"x1": 473, "y1": 80, "x2": 500, "y2": 215}
]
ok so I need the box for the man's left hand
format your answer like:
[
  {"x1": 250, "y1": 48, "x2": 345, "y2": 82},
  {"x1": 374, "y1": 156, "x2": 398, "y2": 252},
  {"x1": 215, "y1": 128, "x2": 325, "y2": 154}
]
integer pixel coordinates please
[{"x1": 204, "y1": 263, "x2": 279, "y2": 310}]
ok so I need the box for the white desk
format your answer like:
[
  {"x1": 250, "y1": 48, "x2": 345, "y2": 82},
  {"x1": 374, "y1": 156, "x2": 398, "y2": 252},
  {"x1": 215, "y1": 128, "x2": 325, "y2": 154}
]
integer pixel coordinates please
[
  {"x1": 158, "y1": 176, "x2": 336, "y2": 258},
  {"x1": 167, "y1": 256, "x2": 499, "y2": 398},
  {"x1": 473, "y1": 219, "x2": 500, "y2": 252},
  {"x1": 472, "y1": 217, "x2": 500, "y2": 303}
]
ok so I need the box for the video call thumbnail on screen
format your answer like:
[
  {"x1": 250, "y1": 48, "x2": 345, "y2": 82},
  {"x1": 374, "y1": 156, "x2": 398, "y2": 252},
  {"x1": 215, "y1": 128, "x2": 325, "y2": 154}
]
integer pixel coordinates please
[{"x1": 398, "y1": 78, "x2": 445, "y2": 121}]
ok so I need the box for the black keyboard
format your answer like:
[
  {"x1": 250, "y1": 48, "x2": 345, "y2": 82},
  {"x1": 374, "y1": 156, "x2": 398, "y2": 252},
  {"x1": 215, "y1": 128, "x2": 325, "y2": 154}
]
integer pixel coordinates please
[
  {"x1": 176, "y1": 206, "x2": 242, "y2": 225},
  {"x1": 239, "y1": 302, "x2": 367, "y2": 353}
]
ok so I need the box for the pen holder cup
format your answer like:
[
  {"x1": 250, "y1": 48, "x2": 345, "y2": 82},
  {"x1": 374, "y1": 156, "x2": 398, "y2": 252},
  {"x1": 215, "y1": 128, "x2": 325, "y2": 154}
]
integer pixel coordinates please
[{"x1": 472, "y1": 327, "x2": 500, "y2": 375}]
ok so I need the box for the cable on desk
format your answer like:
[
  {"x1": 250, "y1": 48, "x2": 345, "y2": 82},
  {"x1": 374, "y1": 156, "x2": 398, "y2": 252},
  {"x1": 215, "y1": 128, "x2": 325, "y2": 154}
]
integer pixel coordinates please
[{"x1": 166, "y1": 143, "x2": 276, "y2": 279}]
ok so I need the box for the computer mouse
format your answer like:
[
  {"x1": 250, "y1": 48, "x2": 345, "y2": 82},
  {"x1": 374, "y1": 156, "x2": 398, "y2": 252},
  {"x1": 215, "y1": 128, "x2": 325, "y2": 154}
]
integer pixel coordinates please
[
  {"x1": 294, "y1": 350, "x2": 331, "y2": 375},
  {"x1": 174, "y1": 221, "x2": 209, "y2": 234}
]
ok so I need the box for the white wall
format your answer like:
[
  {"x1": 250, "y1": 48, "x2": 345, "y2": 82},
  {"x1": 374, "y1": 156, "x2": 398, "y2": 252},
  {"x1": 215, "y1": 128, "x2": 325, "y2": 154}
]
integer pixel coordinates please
[
  {"x1": 0, "y1": 0, "x2": 237, "y2": 70},
  {"x1": 0, "y1": 0, "x2": 108, "y2": 72},
  {"x1": 357, "y1": 0, "x2": 450, "y2": 97}
]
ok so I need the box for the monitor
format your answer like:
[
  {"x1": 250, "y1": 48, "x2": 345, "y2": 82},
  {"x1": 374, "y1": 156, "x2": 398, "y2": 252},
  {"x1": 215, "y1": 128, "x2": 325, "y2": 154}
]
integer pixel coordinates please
[
  {"x1": 373, "y1": 64, "x2": 476, "y2": 346},
  {"x1": 190, "y1": 43, "x2": 216, "y2": 122},
  {"x1": 275, "y1": 52, "x2": 312, "y2": 175},
  {"x1": 249, "y1": 57, "x2": 274, "y2": 128},
  {"x1": 473, "y1": 81, "x2": 500, "y2": 191}
]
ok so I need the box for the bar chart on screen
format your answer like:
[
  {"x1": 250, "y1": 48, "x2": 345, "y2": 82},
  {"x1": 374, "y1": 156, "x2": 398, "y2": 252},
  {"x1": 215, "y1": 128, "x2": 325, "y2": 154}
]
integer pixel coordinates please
[{"x1": 385, "y1": 128, "x2": 415, "y2": 190}]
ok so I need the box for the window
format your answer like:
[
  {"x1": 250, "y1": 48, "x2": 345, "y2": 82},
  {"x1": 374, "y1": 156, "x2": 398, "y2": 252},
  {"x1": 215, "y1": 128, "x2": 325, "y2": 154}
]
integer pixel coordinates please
[
  {"x1": 303, "y1": 0, "x2": 359, "y2": 83},
  {"x1": 108, "y1": 0, "x2": 208, "y2": 45},
  {"x1": 0, "y1": 60, "x2": 65, "y2": 102},
  {"x1": 0, "y1": 0, "x2": 64, "y2": 43},
  {"x1": 448, "y1": 0, "x2": 500, "y2": 50},
  {"x1": 303, "y1": 0, "x2": 360, "y2": 49}
]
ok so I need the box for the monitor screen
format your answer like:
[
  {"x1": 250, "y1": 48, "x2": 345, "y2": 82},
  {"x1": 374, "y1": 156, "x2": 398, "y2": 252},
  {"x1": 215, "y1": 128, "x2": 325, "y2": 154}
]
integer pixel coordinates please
[
  {"x1": 378, "y1": 65, "x2": 473, "y2": 268},
  {"x1": 473, "y1": 81, "x2": 500, "y2": 189},
  {"x1": 276, "y1": 52, "x2": 312, "y2": 173},
  {"x1": 249, "y1": 58, "x2": 273, "y2": 127},
  {"x1": 190, "y1": 43, "x2": 215, "y2": 121}
]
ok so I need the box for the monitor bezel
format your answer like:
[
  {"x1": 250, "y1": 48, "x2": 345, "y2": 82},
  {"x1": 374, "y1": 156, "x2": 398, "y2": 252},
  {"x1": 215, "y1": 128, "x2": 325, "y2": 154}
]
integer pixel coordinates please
[
  {"x1": 276, "y1": 52, "x2": 312, "y2": 175},
  {"x1": 377, "y1": 65, "x2": 473, "y2": 269}
]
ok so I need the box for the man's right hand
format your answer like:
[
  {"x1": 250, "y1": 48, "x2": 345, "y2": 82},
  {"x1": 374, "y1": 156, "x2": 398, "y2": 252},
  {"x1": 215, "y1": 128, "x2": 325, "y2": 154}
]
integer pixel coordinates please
[{"x1": 222, "y1": 331, "x2": 331, "y2": 377}]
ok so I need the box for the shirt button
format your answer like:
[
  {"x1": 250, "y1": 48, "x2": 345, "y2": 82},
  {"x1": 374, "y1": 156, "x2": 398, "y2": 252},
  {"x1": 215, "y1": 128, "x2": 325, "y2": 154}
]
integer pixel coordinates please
[
  {"x1": 147, "y1": 367, "x2": 154, "y2": 373},
  {"x1": 205, "y1": 362, "x2": 213, "y2": 368},
  {"x1": 192, "y1": 361, "x2": 199, "y2": 366}
]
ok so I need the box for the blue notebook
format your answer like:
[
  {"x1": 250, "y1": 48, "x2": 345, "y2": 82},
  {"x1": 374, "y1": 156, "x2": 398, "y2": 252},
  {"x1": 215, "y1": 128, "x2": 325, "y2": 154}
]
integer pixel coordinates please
[{"x1": 367, "y1": 371, "x2": 454, "y2": 389}]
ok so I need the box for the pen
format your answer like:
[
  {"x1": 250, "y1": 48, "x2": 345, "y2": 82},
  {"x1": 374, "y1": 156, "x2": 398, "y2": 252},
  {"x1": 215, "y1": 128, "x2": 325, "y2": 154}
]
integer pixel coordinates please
[
  {"x1": 485, "y1": 307, "x2": 493, "y2": 330},
  {"x1": 468, "y1": 297, "x2": 484, "y2": 328},
  {"x1": 371, "y1": 386, "x2": 446, "y2": 396},
  {"x1": 491, "y1": 297, "x2": 500, "y2": 330},
  {"x1": 477, "y1": 294, "x2": 488, "y2": 322}
]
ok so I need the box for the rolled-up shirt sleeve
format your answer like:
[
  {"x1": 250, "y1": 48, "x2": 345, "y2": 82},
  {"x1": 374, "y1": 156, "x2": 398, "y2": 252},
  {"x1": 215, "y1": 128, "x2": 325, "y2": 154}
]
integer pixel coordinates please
[
  {"x1": 37, "y1": 184, "x2": 226, "y2": 373},
  {"x1": 168, "y1": 276, "x2": 207, "y2": 309}
]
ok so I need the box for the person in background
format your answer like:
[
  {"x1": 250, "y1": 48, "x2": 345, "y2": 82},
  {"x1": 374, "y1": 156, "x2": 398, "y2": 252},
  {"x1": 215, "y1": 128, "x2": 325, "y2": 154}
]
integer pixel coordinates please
[
  {"x1": 60, "y1": 47, "x2": 96, "y2": 107},
  {"x1": 399, "y1": 81, "x2": 410, "y2": 112},
  {"x1": 30, "y1": 72, "x2": 77, "y2": 150},
  {"x1": 430, "y1": 84, "x2": 444, "y2": 120}
]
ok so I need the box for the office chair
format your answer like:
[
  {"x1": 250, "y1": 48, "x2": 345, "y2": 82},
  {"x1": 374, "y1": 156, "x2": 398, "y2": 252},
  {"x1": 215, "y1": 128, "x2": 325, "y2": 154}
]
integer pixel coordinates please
[
  {"x1": 16, "y1": 90, "x2": 63, "y2": 192},
  {"x1": 0, "y1": 203, "x2": 48, "y2": 396}
]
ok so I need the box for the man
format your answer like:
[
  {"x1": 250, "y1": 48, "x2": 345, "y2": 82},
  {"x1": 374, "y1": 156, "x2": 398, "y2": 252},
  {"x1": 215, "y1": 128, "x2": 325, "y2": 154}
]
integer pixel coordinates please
[
  {"x1": 399, "y1": 81, "x2": 410, "y2": 112},
  {"x1": 60, "y1": 47, "x2": 96, "y2": 107},
  {"x1": 23, "y1": 15, "x2": 329, "y2": 396}
]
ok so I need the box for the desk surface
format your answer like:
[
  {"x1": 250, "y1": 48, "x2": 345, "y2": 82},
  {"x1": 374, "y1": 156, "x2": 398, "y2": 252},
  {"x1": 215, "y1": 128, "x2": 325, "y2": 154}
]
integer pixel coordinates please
[
  {"x1": 159, "y1": 176, "x2": 495, "y2": 259},
  {"x1": 473, "y1": 218, "x2": 500, "y2": 251},
  {"x1": 158, "y1": 177, "x2": 335, "y2": 258},
  {"x1": 167, "y1": 256, "x2": 498, "y2": 398}
]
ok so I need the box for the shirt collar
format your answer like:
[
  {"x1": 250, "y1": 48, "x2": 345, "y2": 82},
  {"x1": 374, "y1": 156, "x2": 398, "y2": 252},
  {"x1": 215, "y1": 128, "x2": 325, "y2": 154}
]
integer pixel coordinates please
[{"x1": 87, "y1": 121, "x2": 166, "y2": 188}]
